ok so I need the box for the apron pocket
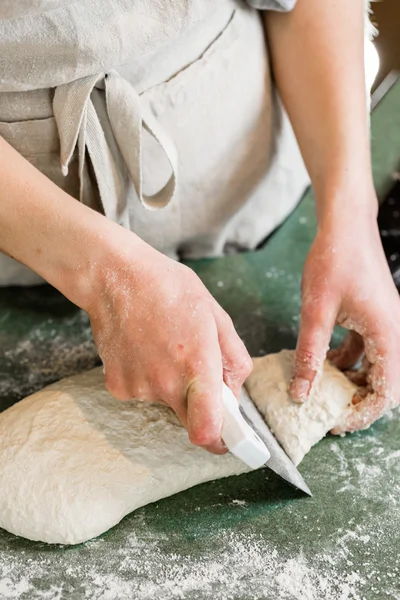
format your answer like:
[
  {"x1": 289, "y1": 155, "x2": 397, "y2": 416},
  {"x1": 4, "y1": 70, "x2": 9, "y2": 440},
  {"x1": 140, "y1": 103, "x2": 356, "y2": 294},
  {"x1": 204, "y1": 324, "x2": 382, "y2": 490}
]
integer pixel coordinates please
[
  {"x1": 0, "y1": 117, "x2": 59, "y2": 159},
  {"x1": 0, "y1": 116, "x2": 80, "y2": 199},
  {"x1": 145, "y1": 8, "x2": 240, "y2": 107}
]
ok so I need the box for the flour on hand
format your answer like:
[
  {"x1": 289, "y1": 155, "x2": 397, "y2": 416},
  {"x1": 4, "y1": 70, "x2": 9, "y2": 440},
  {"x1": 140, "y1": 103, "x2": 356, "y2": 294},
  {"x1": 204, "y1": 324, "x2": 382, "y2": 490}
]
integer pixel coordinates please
[{"x1": 0, "y1": 350, "x2": 354, "y2": 544}]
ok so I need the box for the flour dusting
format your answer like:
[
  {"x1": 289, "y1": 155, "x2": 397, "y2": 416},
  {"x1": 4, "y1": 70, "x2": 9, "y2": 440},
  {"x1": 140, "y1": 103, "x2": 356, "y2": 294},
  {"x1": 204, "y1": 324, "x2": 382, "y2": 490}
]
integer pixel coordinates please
[
  {"x1": 0, "y1": 528, "x2": 368, "y2": 600},
  {"x1": 0, "y1": 309, "x2": 98, "y2": 408}
]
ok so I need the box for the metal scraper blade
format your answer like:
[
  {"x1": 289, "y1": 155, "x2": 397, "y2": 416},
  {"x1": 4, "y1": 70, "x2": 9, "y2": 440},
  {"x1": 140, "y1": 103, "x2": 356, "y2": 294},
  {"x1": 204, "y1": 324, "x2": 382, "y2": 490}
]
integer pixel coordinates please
[{"x1": 239, "y1": 386, "x2": 312, "y2": 496}]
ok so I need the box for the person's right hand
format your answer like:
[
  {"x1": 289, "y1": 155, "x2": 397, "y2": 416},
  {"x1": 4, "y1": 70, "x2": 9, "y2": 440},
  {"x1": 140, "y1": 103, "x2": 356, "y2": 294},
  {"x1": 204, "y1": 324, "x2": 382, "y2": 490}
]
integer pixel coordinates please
[
  {"x1": 87, "y1": 235, "x2": 253, "y2": 454},
  {"x1": 0, "y1": 136, "x2": 251, "y2": 453}
]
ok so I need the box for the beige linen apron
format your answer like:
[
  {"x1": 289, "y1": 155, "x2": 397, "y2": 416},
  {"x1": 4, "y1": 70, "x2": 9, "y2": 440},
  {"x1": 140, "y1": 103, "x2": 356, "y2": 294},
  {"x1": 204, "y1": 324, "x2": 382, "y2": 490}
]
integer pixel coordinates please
[{"x1": 0, "y1": 0, "x2": 310, "y2": 285}]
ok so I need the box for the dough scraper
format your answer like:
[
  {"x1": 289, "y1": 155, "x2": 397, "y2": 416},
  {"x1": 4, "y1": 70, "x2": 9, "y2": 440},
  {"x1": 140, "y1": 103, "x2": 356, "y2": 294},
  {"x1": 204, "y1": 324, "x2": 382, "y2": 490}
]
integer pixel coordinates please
[{"x1": 221, "y1": 383, "x2": 312, "y2": 496}]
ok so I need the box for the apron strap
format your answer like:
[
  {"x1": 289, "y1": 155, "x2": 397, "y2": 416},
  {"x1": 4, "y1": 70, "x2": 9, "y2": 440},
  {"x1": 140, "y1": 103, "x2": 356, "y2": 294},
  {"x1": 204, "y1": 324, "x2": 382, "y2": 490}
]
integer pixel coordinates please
[
  {"x1": 53, "y1": 71, "x2": 178, "y2": 226},
  {"x1": 105, "y1": 71, "x2": 178, "y2": 211}
]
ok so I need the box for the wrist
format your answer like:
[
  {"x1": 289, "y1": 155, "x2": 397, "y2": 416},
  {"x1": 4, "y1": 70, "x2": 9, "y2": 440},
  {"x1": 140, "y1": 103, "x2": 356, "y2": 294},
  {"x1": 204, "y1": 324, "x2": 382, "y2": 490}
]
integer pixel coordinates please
[
  {"x1": 0, "y1": 137, "x2": 151, "y2": 310},
  {"x1": 56, "y1": 214, "x2": 148, "y2": 314},
  {"x1": 314, "y1": 176, "x2": 378, "y2": 231}
]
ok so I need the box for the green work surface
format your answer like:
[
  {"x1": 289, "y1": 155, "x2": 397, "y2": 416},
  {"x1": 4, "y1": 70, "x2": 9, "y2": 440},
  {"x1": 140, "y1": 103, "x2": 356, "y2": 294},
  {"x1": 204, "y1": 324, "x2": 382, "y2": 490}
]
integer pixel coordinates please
[{"x1": 0, "y1": 82, "x2": 400, "y2": 600}]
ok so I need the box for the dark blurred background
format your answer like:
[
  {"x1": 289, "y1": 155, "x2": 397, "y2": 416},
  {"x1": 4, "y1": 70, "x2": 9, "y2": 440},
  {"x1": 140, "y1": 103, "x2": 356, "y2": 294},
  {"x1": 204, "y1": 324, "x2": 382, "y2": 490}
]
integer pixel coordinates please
[
  {"x1": 371, "y1": 0, "x2": 400, "y2": 89},
  {"x1": 372, "y1": 0, "x2": 400, "y2": 290}
]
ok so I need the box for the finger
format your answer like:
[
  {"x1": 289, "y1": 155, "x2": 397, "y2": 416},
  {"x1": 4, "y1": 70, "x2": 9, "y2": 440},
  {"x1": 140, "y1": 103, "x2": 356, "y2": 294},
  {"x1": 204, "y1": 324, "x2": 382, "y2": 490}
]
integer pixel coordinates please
[
  {"x1": 331, "y1": 390, "x2": 387, "y2": 434},
  {"x1": 290, "y1": 297, "x2": 337, "y2": 403},
  {"x1": 331, "y1": 333, "x2": 398, "y2": 434},
  {"x1": 169, "y1": 401, "x2": 188, "y2": 430},
  {"x1": 327, "y1": 331, "x2": 364, "y2": 370},
  {"x1": 186, "y1": 380, "x2": 227, "y2": 454},
  {"x1": 185, "y1": 346, "x2": 227, "y2": 454},
  {"x1": 213, "y1": 307, "x2": 253, "y2": 397}
]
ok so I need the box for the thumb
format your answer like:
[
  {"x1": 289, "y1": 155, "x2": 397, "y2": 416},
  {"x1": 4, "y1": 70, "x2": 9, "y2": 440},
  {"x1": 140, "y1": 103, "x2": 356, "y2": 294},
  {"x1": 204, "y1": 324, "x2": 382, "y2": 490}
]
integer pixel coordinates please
[
  {"x1": 186, "y1": 379, "x2": 227, "y2": 455},
  {"x1": 289, "y1": 297, "x2": 336, "y2": 403}
]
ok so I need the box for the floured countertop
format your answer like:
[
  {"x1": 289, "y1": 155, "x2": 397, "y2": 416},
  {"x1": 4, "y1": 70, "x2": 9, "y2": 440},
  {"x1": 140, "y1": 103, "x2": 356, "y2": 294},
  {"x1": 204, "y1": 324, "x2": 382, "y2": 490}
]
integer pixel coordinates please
[
  {"x1": 1, "y1": 214, "x2": 400, "y2": 600},
  {"x1": 0, "y1": 413, "x2": 399, "y2": 600}
]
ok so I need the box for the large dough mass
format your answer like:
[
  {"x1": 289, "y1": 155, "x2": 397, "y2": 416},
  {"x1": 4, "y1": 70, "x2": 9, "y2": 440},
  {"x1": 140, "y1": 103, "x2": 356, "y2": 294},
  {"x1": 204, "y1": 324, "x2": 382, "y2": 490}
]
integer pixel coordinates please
[{"x1": 0, "y1": 350, "x2": 355, "y2": 544}]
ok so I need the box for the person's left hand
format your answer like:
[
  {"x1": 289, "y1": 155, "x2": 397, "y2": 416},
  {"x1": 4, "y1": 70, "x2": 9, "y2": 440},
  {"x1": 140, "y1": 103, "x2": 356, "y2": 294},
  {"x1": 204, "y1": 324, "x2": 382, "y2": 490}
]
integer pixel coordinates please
[{"x1": 289, "y1": 187, "x2": 400, "y2": 433}]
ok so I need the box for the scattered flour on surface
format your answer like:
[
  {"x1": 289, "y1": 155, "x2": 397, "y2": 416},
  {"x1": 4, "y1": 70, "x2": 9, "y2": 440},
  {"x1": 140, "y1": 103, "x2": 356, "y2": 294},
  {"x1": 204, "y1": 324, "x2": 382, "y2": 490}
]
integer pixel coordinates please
[
  {"x1": 0, "y1": 529, "x2": 370, "y2": 600},
  {"x1": 0, "y1": 311, "x2": 98, "y2": 405}
]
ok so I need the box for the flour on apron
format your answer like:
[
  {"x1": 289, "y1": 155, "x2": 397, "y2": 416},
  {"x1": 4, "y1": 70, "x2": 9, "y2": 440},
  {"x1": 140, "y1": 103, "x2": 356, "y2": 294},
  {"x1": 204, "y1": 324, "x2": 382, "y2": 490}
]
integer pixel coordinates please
[{"x1": 0, "y1": 0, "x2": 310, "y2": 285}]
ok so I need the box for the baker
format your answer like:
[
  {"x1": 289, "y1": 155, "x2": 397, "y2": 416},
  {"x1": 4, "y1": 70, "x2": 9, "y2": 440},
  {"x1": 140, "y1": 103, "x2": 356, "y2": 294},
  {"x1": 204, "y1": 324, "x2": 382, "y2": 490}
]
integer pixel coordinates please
[{"x1": 0, "y1": 0, "x2": 399, "y2": 455}]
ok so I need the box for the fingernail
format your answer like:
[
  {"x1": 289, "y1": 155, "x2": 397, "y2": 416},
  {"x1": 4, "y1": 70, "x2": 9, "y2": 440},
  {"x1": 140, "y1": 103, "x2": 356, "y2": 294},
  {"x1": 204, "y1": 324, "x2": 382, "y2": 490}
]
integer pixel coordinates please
[
  {"x1": 290, "y1": 377, "x2": 311, "y2": 402},
  {"x1": 331, "y1": 429, "x2": 347, "y2": 438},
  {"x1": 351, "y1": 393, "x2": 363, "y2": 406}
]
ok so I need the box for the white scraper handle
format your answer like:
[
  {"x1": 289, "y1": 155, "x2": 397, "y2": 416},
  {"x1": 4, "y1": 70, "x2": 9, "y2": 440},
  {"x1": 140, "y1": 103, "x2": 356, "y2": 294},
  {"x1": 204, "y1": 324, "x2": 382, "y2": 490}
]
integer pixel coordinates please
[{"x1": 221, "y1": 383, "x2": 270, "y2": 469}]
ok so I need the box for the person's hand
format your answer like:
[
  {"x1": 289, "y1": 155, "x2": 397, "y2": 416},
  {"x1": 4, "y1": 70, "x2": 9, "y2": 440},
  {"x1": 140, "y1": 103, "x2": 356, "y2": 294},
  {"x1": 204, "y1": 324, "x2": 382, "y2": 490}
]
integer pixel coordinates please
[
  {"x1": 87, "y1": 234, "x2": 252, "y2": 454},
  {"x1": 289, "y1": 191, "x2": 400, "y2": 433},
  {"x1": 0, "y1": 136, "x2": 251, "y2": 452}
]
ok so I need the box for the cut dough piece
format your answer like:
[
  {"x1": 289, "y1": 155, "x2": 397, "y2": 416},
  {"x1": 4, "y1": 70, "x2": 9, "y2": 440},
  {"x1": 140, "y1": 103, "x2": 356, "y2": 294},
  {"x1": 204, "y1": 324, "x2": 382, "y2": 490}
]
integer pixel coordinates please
[
  {"x1": 246, "y1": 350, "x2": 356, "y2": 465},
  {"x1": 0, "y1": 350, "x2": 355, "y2": 545}
]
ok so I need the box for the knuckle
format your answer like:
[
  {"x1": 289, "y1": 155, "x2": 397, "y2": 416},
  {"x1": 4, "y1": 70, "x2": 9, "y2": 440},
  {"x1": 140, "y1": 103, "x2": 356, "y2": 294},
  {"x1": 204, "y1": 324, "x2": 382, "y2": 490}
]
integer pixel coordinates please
[
  {"x1": 220, "y1": 310, "x2": 234, "y2": 329},
  {"x1": 130, "y1": 382, "x2": 154, "y2": 401},
  {"x1": 181, "y1": 264, "x2": 197, "y2": 279},
  {"x1": 351, "y1": 393, "x2": 387, "y2": 430},
  {"x1": 241, "y1": 353, "x2": 254, "y2": 376},
  {"x1": 149, "y1": 368, "x2": 168, "y2": 393},
  {"x1": 302, "y1": 309, "x2": 326, "y2": 332},
  {"x1": 105, "y1": 373, "x2": 130, "y2": 401},
  {"x1": 184, "y1": 267, "x2": 204, "y2": 290},
  {"x1": 229, "y1": 353, "x2": 253, "y2": 383},
  {"x1": 149, "y1": 373, "x2": 179, "y2": 404},
  {"x1": 295, "y1": 347, "x2": 321, "y2": 372},
  {"x1": 224, "y1": 345, "x2": 252, "y2": 371},
  {"x1": 185, "y1": 358, "x2": 205, "y2": 381}
]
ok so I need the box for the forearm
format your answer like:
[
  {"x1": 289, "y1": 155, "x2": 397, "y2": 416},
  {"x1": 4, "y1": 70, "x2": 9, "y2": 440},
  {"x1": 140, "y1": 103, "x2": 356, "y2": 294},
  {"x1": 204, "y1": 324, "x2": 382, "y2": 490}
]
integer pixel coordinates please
[
  {"x1": 264, "y1": 0, "x2": 376, "y2": 224},
  {"x1": 0, "y1": 136, "x2": 140, "y2": 308}
]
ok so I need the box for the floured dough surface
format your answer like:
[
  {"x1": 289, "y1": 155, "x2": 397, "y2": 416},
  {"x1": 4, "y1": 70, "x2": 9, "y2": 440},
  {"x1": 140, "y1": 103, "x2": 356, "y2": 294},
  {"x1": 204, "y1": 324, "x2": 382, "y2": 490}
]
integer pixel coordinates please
[
  {"x1": 0, "y1": 369, "x2": 248, "y2": 545},
  {"x1": 0, "y1": 350, "x2": 355, "y2": 545},
  {"x1": 246, "y1": 350, "x2": 356, "y2": 465}
]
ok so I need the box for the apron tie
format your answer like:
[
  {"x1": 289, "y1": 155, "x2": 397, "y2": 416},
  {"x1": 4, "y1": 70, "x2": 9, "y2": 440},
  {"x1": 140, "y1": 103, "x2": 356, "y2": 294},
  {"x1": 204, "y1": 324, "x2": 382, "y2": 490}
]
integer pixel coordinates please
[{"x1": 53, "y1": 71, "x2": 178, "y2": 227}]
